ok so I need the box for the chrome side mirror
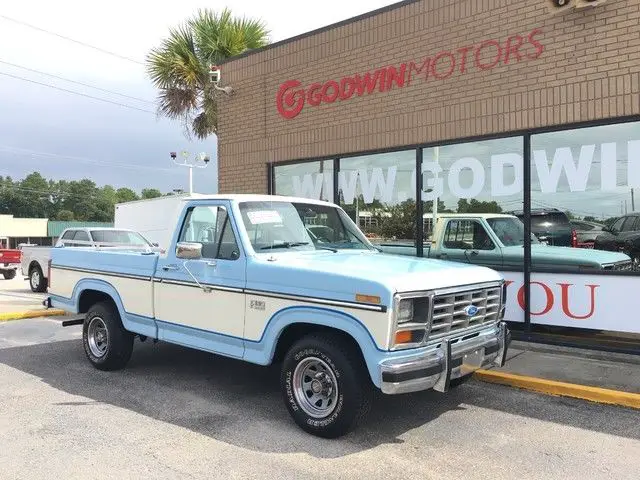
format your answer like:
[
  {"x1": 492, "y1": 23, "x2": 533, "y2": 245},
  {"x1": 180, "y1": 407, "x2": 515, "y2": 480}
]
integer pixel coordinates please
[{"x1": 176, "y1": 242, "x2": 202, "y2": 260}]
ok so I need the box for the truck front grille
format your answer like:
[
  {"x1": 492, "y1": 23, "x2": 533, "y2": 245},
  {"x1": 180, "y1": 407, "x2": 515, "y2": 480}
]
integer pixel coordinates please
[{"x1": 428, "y1": 285, "x2": 502, "y2": 340}]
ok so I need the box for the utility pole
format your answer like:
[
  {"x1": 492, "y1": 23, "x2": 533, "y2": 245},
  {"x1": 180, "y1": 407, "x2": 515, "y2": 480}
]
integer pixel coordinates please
[
  {"x1": 169, "y1": 151, "x2": 210, "y2": 195},
  {"x1": 632, "y1": 188, "x2": 635, "y2": 212}
]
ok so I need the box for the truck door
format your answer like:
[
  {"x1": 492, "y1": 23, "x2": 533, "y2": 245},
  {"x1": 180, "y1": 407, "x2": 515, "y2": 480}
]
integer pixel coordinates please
[
  {"x1": 154, "y1": 201, "x2": 246, "y2": 358},
  {"x1": 437, "y1": 219, "x2": 502, "y2": 269}
]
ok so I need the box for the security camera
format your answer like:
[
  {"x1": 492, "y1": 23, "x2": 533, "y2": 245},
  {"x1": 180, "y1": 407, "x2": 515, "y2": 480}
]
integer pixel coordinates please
[
  {"x1": 209, "y1": 64, "x2": 234, "y2": 95},
  {"x1": 575, "y1": 0, "x2": 605, "y2": 8},
  {"x1": 209, "y1": 65, "x2": 221, "y2": 84},
  {"x1": 170, "y1": 151, "x2": 177, "y2": 160},
  {"x1": 546, "y1": 0, "x2": 604, "y2": 14},
  {"x1": 545, "y1": 0, "x2": 574, "y2": 13},
  {"x1": 214, "y1": 85, "x2": 234, "y2": 95}
]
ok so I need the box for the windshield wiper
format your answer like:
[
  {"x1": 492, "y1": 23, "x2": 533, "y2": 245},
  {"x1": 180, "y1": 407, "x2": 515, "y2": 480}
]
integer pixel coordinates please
[
  {"x1": 315, "y1": 246, "x2": 338, "y2": 253},
  {"x1": 260, "y1": 241, "x2": 309, "y2": 250}
]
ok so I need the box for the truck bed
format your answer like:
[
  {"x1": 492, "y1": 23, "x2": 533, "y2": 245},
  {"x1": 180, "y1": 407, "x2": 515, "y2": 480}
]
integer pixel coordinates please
[{"x1": 49, "y1": 248, "x2": 160, "y2": 323}]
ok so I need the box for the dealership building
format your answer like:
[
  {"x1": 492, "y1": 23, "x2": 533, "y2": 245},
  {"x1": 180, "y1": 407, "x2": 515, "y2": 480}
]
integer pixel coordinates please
[{"x1": 216, "y1": 0, "x2": 640, "y2": 350}]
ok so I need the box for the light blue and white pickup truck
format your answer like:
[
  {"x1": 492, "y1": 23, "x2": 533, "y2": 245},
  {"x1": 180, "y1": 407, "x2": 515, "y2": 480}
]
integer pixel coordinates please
[{"x1": 46, "y1": 194, "x2": 510, "y2": 438}]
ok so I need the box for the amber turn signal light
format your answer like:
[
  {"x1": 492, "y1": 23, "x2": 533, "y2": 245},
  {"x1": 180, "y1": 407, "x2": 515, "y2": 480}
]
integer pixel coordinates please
[
  {"x1": 395, "y1": 330, "x2": 413, "y2": 344},
  {"x1": 355, "y1": 294, "x2": 381, "y2": 304}
]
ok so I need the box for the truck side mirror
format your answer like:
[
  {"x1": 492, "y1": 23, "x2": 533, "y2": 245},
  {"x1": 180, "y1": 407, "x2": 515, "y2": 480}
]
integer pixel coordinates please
[{"x1": 176, "y1": 242, "x2": 202, "y2": 260}]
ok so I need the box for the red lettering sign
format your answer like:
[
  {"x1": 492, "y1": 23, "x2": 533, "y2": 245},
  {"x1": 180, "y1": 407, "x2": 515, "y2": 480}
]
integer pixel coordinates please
[
  {"x1": 505, "y1": 280, "x2": 599, "y2": 321},
  {"x1": 276, "y1": 27, "x2": 545, "y2": 119}
]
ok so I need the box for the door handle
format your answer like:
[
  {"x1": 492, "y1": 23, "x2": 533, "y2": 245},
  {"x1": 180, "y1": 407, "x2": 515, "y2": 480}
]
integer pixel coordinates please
[{"x1": 162, "y1": 264, "x2": 179, "y2": 271}]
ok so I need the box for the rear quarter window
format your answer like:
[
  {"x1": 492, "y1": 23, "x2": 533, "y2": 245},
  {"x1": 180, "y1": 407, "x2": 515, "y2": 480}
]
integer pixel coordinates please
[{"x1": 531, "y1": 213, "x2": 571, "y2": 230}]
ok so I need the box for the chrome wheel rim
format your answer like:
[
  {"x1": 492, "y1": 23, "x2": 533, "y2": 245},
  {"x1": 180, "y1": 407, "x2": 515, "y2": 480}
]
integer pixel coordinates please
[
  {"x1": 31, "y1": 270, "x2": 40, "y2": 289},
  {"x1": 87, "y1": 316, "x2": 109, "y2": 358},
  {"x1": 292, "y1": 357, "x2": 339, "y2": 419}
]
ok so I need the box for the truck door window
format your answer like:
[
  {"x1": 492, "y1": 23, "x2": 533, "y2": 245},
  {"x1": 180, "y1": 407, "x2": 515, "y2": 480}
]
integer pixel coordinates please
[
  {"x1": 611, "y1": 217, "x2": 625, "y2": 233},
  {"x1": 443, "y1": 220, "x2": 495, "y2": 251},
  {"x1": 621, "y1": 216, "x2": 636, "y2": 232},
  {"x1": 178, "y1": 206, "x2": 240, "y2": 260}
]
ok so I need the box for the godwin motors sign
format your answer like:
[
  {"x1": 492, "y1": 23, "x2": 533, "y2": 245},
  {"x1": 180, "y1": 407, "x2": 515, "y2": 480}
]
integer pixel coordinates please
[{"x1": 276, "y1": 28, "x2": 544, "y2": 119}]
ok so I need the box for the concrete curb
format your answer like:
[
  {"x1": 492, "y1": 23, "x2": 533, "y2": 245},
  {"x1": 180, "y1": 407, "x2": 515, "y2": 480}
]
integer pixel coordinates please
[
  {"x1": 474, "y1": 369, "x2": 640, "y2": 410},
  {"x1": 0, "y1": 309, "x2": 66, "y2": 322}
]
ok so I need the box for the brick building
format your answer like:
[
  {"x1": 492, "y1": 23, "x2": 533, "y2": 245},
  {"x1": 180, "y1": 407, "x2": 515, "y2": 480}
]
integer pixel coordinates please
[{"x1": 216, "y1": 0, "x2": 640, "y2": 347}]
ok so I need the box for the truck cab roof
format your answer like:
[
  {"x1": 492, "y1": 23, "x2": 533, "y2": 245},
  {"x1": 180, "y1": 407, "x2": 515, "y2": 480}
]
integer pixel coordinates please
[
  {"x1": 183, "y1": 194, "x2": 334, "y2": 207},
  {"x1": 434, "y1": 213, "x2": 516, "y2": 219}
]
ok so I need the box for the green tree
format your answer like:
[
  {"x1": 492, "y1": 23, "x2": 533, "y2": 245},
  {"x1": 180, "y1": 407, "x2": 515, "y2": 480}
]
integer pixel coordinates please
[
  {"x1": 145, "y1": 8, "x2": 270, "y2": 139},
  {"x1": 457, "y1": 199, "x2": 503, "y2": 214},
  {"x1": 116, "y1": 188, "x2": 139, "y2": 204},
  {"x1": 55, "y1": 210, "x2": 75, "y2": 221},
  {"x1": 142, "y1": 188, "x2": 162, "y2": 199}
]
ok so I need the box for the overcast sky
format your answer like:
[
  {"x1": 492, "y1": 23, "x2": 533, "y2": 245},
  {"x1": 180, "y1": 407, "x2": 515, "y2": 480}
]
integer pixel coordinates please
[{"x1": 0, "y1": 0, "x2": 397, "y2": 194}]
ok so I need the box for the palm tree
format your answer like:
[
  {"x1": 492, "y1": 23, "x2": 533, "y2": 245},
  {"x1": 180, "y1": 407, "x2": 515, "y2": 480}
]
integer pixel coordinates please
[{"x1": 146, "y1": 8, "x2": 269, "y2": 139}]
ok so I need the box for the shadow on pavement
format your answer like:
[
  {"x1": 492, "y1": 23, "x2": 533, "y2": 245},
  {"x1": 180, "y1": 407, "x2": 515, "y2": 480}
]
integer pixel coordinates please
[{"x1": 0, "y1": 337, "x2": 638, "y2": 458}]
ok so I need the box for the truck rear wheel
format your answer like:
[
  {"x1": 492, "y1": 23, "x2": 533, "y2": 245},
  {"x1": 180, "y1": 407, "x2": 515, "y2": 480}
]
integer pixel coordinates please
[
  {"x1": 281, "y1": 332, "x2": 372, "y2": 438},
  {"x1": 2, "y1": 269, "x2": 16, "y2": 280},
  {"x1": 83, "y1": 301, "x2": 134, "y2": 371},
  {"x1": 29, "y1": 265, "x2": 47, "y2": 292}
]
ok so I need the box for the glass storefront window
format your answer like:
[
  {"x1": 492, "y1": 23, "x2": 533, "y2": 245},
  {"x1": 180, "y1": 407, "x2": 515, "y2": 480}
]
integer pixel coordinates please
[
  {"x1": 338, "y1": 150, "x2": 417, "y2": 256},
  {"x1": 273, "y1": 160, "x2": 334, "y2": 202},
  {"x1": 421, "y1": 137, "x2": 525, "y2": 270},
  {"x1": 531, "y1": 121, "x2": 640, "y2": 273}
]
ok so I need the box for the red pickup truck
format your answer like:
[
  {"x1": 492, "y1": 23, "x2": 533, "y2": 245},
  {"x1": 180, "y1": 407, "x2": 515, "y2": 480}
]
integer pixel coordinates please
[{"x1": 0, "y1": 249, "x2": 21, "y2": 280}]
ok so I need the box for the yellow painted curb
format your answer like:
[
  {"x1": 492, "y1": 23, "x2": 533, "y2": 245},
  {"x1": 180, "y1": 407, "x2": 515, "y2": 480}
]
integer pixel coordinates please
[
  {"x1": 0, "y1": 309, "x2": 66, "y2": 322},
  {"x1": 474, "y1": 369, "x2": 640, "y2": 410}
]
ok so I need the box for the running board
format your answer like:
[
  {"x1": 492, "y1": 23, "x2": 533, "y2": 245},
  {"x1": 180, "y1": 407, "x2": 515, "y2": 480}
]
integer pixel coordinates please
[{"x1": 62, "y1": 317, "x2": 84, "y2": 327}]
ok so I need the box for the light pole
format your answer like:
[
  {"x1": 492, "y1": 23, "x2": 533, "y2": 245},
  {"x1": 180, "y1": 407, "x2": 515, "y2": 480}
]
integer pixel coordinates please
[{"x1": 169, "y1": 151, "x2": 210, "y2": 195}]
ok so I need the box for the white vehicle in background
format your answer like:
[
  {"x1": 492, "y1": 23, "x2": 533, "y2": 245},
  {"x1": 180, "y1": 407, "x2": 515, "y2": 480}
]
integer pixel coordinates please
[
  {"x1": 21, "y1": 227, "x2": 159, "y2": 292},
  {"x1": 114, "y1": 193, "x2": 205, "y2": 250}
]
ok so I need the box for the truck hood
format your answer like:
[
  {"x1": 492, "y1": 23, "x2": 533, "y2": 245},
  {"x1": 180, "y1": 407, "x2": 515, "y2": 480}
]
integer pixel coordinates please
[
  {"x1": 248, "y1": 250, "x2": 503, "y2": 301},
  {"x1": 503, "y1": 244, "x2": 630, "y2": 266}
]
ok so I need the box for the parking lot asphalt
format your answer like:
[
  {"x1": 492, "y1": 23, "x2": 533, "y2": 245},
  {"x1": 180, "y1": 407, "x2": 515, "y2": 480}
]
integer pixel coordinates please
[
  {"x1": 0, "y1": 275, "x2": 46, "y2": 314},
  {"x1": 0, "y1": 318, "x2": 639, "y2": 480}
]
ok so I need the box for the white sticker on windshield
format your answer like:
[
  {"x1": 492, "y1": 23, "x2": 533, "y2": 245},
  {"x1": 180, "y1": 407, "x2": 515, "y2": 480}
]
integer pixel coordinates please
[{"x1": 247, "y1": 210, "x2": 282, "y2": 225}]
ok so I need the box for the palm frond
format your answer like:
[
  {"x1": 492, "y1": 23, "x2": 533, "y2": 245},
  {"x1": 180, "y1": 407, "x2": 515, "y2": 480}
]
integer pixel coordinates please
[{"x1": 147, "y1": 7, "x2": 270, "y2": 139}]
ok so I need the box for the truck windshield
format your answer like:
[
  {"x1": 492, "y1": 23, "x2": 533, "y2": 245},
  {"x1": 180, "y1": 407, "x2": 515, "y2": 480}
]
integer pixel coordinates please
[
  {"x1": 238, "y1": 201, "x2": 375, "y2": 252},
  {"x1": 486, "y1": 217, "x2": 540, "y2": 247}
]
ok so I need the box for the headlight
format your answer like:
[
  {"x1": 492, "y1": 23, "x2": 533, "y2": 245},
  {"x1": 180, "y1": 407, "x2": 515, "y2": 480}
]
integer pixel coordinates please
[{"x1": 397, "y1": 299, "x2": 414, "y2": 324}]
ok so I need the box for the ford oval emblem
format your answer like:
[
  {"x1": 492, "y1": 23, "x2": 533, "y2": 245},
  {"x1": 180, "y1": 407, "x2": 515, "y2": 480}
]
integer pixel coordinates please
[{"x1": 464, "y1": 305, "x2": 479, "y2": 317}]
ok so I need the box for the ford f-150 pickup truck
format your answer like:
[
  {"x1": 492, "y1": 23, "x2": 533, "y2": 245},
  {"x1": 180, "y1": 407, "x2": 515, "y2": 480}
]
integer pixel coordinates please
[
  {"x1": 45, "y1": 195, "x2": 509, "y2": 438},
  {"x1": 377, "y1": 214, "x2": 631, "y2": 271}
]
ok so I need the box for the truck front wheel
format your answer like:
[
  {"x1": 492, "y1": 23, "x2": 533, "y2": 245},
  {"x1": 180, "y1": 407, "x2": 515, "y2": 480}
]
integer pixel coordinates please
[
  {"x1": 281, "y1": 333, "x2": 372, "y2": 438},
  {"x1": 83, "y1": 301, "x2": 134, "y2": 371}
]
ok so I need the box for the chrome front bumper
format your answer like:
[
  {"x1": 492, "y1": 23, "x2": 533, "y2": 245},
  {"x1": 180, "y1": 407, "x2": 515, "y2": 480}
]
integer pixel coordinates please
[{"x1": 379, "y1": 322, "x2": 510, "y2": 395}]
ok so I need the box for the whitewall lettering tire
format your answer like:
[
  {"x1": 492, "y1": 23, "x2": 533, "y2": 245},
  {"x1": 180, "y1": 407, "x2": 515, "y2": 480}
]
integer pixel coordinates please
[{"x1": 281, "y1": 332, "x2": 372, "y2": 438}]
